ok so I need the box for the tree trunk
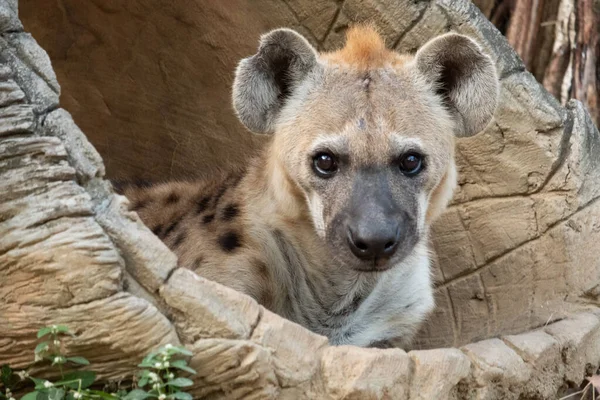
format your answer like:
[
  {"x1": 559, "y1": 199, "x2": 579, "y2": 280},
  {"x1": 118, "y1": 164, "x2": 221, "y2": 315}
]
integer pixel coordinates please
[{"x1": 474, "y1": 0, "x2": 600, "y2": 125}]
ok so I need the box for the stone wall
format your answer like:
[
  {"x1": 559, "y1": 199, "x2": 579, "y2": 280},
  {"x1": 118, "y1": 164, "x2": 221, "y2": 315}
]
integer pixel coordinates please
[{"x1": 2, "y1": 0, "x2": 600, "y2": 398}]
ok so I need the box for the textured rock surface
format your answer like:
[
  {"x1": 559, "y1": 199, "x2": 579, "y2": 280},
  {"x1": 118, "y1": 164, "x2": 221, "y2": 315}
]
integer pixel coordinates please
[{"x1": 2, "y1": 0, "x2": 600, "y2": 399}]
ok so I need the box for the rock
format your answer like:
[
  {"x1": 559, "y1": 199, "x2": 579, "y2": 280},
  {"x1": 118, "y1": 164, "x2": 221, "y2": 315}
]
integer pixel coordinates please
[
  {"x1": 251, "y1": 308, "x2": 328, "y2": 392},
  {"x1": 0, "y1": 0, "x2": 21, "y2": 33},
  {"x1": 502, "y1": 330, "x2": 562, "y2": 399},
  {"x1": 0, "y1": 34, "x2": 59, "y2": 112},
  {"x1": 319, "y1": 346, "x2": 412, "y2": 399},
  {"x1": 188, "y1": 339, "x2": 279, "y2": 399},
  {"x1": 161, "y1": 268, "x2": 261, "y2": 342},
  {"x1": 408, "y1": 348, "x2": 471, "y2": 400},
  {"x1": 544, "y1": 313, "x2": 600, "y2": 384},
  {"x1": 461, "y1": 338, "x2": 532, "y2": 399},
  {"x1": 42, "y1": 109, "x2": 105, "y2": 183}
]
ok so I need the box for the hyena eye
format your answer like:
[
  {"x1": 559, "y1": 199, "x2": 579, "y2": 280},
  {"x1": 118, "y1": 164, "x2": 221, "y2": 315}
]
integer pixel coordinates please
[
  {"x1": 312, "y1": 152, "x2": 338, "y2": 178},
  {"x1": 398, "y1": 152, "x2": 424, "y2": 176}
]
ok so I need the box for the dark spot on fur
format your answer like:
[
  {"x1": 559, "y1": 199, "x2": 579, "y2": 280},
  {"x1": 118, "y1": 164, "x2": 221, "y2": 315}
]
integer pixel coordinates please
[
  {"x1": 229, "y1": 174, "x2": 243, "y2": 188},
  {"x1": 173, "y1": 231, "x2": 186, "y2": 248},
  {"x1": 212, "y1": 185, "x2": 228, "y2": 207},
  {"x1": 218, "y1": 231, "x2": 241, "y2": 252},
  {"x1": 203, "y1": 214, "x2": 215, "y2": 224},
  {"x1": 162, "y1": 218, "x2": 181, "y2": 238},
  {"x1": 152, "y1": 225, "x2": 163, "y2": 236},
  {"x1": 111, "y1": 180, "x2": 126, "y2": 194},
  {"x1": 255, "y1": 260, "x2": 269, "y2": 281},
  {"x1": 196, "y1": 195, "x2": 211, "y2": 214},
  {"x1": 192, "y1": 256, "x2": 204, "y2": 270},
  {"x1": 258, "y1": 286, "x2": 274, "y2": 309},
  {"x1": 111, "y1": 179, "x2": 153, "y2": 194},
  {"x1": 134, "y1": 179, "x2": 153, "y2": 188},
  {"x1": 165, "y1": 192, "x2": 180, "y2": 205},
  {"x1": 221, "y1": 204, "x2": 239, "y2": 221},
  {"x1": 131, "y1": 198, "x2": 148, "y2": 211}
]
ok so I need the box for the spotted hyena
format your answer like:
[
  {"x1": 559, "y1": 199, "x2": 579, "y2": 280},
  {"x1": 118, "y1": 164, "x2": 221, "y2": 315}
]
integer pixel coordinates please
[{"x1": 117, "y1": 25, "x2": 498, "y2": 348}]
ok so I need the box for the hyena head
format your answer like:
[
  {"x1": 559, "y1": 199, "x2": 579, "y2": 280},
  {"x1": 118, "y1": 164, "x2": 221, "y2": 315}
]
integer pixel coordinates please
[{"x1": 233, "y1": 25, "x2": 498, "y2": 272}]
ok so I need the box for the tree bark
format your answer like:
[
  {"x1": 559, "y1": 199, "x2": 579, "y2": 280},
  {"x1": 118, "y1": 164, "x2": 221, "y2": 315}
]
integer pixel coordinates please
[{"x1": 474, "y1": 0, "x2": 600, "y2": 125}]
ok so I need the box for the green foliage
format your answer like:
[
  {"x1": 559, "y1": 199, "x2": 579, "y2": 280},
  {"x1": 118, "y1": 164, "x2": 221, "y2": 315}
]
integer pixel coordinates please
[{"x1": 0, "y1": 326, "x2": 196, "y2": 400}]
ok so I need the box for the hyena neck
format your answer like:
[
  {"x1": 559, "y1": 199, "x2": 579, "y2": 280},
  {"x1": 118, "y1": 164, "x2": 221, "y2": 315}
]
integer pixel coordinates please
[{"x1": 242, "y1": 148, "x2": 380, "y2": 332}]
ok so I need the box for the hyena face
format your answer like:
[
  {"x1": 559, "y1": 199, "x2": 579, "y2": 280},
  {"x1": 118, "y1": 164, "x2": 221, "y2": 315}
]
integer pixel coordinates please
[{"x1": 233, "y1": 26, "x2": 498, "y2": 272}]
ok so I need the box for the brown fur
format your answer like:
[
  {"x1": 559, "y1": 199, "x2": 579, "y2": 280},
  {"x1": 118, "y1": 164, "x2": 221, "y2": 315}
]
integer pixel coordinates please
[{"x1": 324, "y1": 25, "x2": 403, "y2": 69}]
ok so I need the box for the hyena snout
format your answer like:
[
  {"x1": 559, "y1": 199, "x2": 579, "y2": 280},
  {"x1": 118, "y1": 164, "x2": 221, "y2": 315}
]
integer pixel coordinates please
[
  {"x1": 346, "y1": 217, "x2": 400, "y2": 262},
  {"x1": 341, "y1": 195, "x2": 417, "y2": 271},
  {"x1": 334, "y1": 171, "x2": 420, "y2": 271}
]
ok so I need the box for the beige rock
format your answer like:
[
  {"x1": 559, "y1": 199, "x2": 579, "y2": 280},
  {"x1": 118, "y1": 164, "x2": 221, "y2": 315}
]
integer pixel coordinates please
[
  {"x1": 408, "y1": 348, "x2": 471, "y2": 400},
  {"x1": 446, "y1": 275, "x2": 491, "y2": 345},
  {"x1": 188, "y1": 339, "x2": 279, "y2": 400},
  {"x1": 502, "y1": 330, "x2": 562, "y2": 398},
  {"x1": 461, "y1": 338, "x2": 532, "y2": 399},
  {"x1": 410, "y1": 288, "x2": 457, "y2": 350},
  {"x1": 544, "y1": 313, "x2": 600, "y2": 383},
  {"x1": 161, "y1": 268, "x2": 261, "y2": 342},
  {"x1": 319, "y1": 346, "x2": 411, "y2": 400},
  {"x1": 251, "y1": 308, "x2": 328, "y2": 392}
]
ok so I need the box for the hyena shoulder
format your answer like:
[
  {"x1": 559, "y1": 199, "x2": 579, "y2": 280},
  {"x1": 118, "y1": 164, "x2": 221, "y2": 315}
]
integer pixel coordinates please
[{"x1": 115, "y1": 171, "x2": 276, "y2": 305}]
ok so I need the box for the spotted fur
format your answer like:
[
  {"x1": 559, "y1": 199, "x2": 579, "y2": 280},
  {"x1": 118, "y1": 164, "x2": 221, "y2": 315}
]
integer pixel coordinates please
[{"x1": 118, "y1": 25, "x2": 498, "y2": 348}]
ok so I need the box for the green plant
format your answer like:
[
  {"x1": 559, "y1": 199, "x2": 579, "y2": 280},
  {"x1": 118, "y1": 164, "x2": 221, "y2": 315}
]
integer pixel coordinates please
[{"x1": 0, "y1": 325, "x2": 196, "y2": 400}]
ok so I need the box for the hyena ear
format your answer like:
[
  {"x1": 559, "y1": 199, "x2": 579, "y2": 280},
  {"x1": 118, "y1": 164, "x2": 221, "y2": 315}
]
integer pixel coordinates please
[
  {"x1": 232, "y1": 28, "x2": 318, "y2": 134},
  {"x1": 415, "y1": 33, "x2": 499, "y2": 137}
]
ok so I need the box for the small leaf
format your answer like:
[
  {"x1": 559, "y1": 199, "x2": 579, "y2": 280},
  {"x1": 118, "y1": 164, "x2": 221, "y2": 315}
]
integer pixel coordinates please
[
  {"x1": 1, "y1": 364, "x2": 18, "y2": 388},
  {"x1": 20, "y1": 392, "x2": 40, "y2": 400},
  {"x1": 166, "y1": 378, "x2": 193, "y2": 388},
  {"x1": 170, "y1": 393, "x2": 193, "y2": 400},
  {"x1": 138, "y1": 377, "x2": 149, "y2": 387},
  {"x1": 172, "y1": 347, "x2": 193, "y2": 357},
  {"x1": 62, "y1": 371, "x2": 96, "y2": 389},
  {"x1": 53, "y1": 326, "x2": 71, "y2": 335},
  {"x1": 122, "y1": 389, "x2": 151, "y2": 400},
  {"x1": 1, "y1": 363, "x2": 12, "y2": 378},
  {"x1": 139, "y1": 352, "x2": 158, "y2": 366},
  {"x1": 34, "y1": 342, "x2": 50, "y2": 355},
  {"x1": 30, "y1": 377, "x2": 48, "y2": 390},
  {"x1": 36, "y1": 391, "x2": 50, "y2": 400},
  {"x1": 66, "y1": 357, "x2": 89, "y2": 366},
  {"x1": 170, "y1": 360, "x2": 196, "y2": 375},
  {"x1": 47, "y1": 388, "x2": 65, "y2": 400},
  {"x1": 37, "y1": 327, "x2": 53, "y2": 339}
]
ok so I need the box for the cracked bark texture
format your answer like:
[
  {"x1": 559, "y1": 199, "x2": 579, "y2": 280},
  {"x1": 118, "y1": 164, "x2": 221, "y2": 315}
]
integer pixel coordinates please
[
  {"x1": 473, "y1": 0, "x2": 600, "y2": 126},
  {"x1": 2, "y1": 0, "x2": 600, "y2": 399}
]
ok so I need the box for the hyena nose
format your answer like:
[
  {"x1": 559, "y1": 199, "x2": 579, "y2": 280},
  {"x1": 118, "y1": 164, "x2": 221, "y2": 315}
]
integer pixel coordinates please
[{"x1": 347, "y1": 223, "x2": 401, "y2": 261}]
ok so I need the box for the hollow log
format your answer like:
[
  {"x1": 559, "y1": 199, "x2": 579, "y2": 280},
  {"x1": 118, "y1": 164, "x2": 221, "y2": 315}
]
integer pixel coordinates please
[{"x1": 2, "y1": 0, "x2": 600, "y2": 398}]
